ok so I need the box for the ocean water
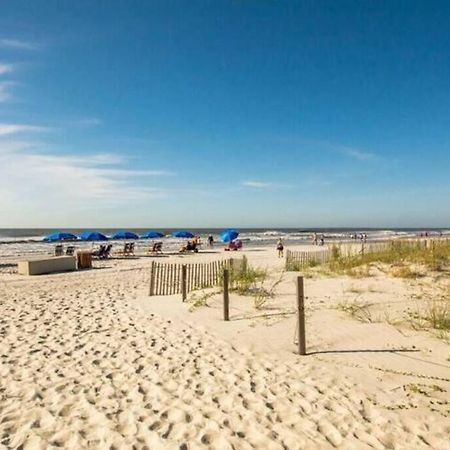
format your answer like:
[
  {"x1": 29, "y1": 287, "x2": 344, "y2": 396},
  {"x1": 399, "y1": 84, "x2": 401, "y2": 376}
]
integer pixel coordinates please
[{"x1": 0, "y1": 228, "x2": 448, "y2": 259}]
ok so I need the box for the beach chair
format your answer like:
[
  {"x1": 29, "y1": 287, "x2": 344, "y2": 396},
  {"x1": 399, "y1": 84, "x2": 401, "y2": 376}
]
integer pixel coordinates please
[
  {"x1": 92, "y1": 244, "x2": 106, "y2": 259},
  {"x1": 66, "y1": 246, "x2": 75, "y2": 256},
  {"x1": 117, "y1": 242, "x2": 134, "y2": 257},
  {"x1": 103, "y1": 244, "x2": 112, "y2": 259},
  {"x1": 54, "y1": 244, "x2": 63, "y2": 256},
  {"x1": 225, "y1": 240, "x2": 243, "y2": 251},
  {"x1": 116, "y1": 242, "x2": 128, "y2": 257},
  {"x1": 148, "y1": 241, "x2": 163, "y2": 255},
  {"x1": 179, "y1": 241, "x2": 199, "y2": 253}
]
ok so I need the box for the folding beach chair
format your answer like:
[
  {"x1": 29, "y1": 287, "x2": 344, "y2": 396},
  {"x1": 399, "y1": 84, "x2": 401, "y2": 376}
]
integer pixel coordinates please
[
  {"x1": 66, "y1": 246, "x2": 75, "y2": 256},
  {"x1": 148, "y1": 241, "x2": 163, "y2": 254},
  {"x1": 103, "y1": 244, "x2": 112, "y2": 259},
  {"x1": 117, "y1": 242, "x2": 131, "y2": 257},
  {"x1": 92, "y1": 244, "x2": 106, "y2": 258}
]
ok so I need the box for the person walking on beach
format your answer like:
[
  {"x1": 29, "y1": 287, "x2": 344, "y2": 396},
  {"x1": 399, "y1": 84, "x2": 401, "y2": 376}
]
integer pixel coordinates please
[
  {"x1": 208, "y1": 234, "x2": 214, "y2": 247},
  {"x1": 276, "y1": 238, "x2": 284, "y2": 257},
  {"x1": 319, "y1": 234, "x2": 324, "y2": 246},
  {"x1": 312, "y1": 232, "x2": 318, "y2": 245}
]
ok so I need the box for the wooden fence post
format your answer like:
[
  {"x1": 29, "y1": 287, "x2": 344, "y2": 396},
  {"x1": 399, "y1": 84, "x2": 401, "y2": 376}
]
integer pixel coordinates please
[
  {"x1": 181, "y1": 264, "x2": 187, "y2": 302},
  {"x1": 223, "y1": 269, "x2": 230, "y2": 321},
  {"x1": 296, "y1": 276, "x2": 306, "y2": 355},
  {"x1": 242, "y1": 255, "x2": 248, "y2": 273},
  {"x1": 149, "y1": 261, "x2": 156, "y2": 296}
]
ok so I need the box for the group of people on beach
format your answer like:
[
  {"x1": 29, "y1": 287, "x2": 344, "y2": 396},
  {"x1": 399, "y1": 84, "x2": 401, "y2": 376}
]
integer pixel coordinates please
[
  {"x1": 350, "y1": 233, "x2": 367, "y2": 242},
  {"x1": 312, "y1": 232, "x2": 325, "y2": 246},
  {"x1": 179, "y1": 235, "x2": 202, "y2": 253}
]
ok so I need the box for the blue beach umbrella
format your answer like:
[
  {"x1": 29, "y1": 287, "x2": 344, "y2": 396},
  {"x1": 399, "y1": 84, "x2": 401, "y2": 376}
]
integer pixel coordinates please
[
  {"x1": 220, "y1": 229, "x2": 239, "y2": 243},
  {"x1": 43, "y1": 232, "x2": 78, "y2": 242},
  {"x1": 79, "y1": 231, "x2": 108, "y2": 241},
  {"x1": 172, "y1": 230, "x2": 194, "y2": 238},
  {"x1": 111, "y1": 231, "x2": 139, "y2": 240},
  {"x1": 141, "y1": 231, "x2": 165, "y2": 239}
]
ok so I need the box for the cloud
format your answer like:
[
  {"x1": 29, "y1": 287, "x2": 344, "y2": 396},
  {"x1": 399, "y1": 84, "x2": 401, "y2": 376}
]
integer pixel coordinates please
[
  {"x1": 0, "y1": 82, "x2": 16, "y2": 102},
  {"x1": 69, "y1": 117, "x2": 103, "y2": 127},
  {"x1": 0, "y1": 139, "x2": 40, "y2": 154},
  {"x1": 0, "y1": 123, "x2": 51, "y2": 136},
  {"x1": 334, "y1": 144, "x2": 375, "y2": 161},
  {"x1": 282, "y1": 137, "x2": 376, "y2": 161},
  {"x1": 0, "y1": 134, "x2": 174, "y2": 216},
  {"x1": 0, "y1": 63, "x2": 14, "y2": 75},
  {"x1": 242, "y1": 180, "x2": 273, "y2": 188},
  {"x1": 0, "y1": 38, "x2": 40, "y2": 50}
]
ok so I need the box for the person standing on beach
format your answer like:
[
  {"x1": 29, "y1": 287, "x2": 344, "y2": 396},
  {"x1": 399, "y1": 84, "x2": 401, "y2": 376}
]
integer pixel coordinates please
[
  {"x1": 208, "y1": 235, "x2": 214, "y2": 247},
  {"x1": 319, "y1": 234, "x2": 325, "y2": 246},
  {"x1": 276, "y1": 238, "x2": 284, "y2": 257},
  {"x1": 312, "y1": 232, "x2": 318, "y2": 245}
]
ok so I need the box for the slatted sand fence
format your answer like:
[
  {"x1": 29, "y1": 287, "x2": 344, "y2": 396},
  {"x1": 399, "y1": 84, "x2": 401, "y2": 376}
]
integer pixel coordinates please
[
  {"x1": 285, "y1": 249, "x2": 330, "y2": 270},
  {"x1": 285, "y1": 240, "x2": 429, "y2": 271},
  {"x1": 149, "y1": 258, "x2": 241, "y2": 296},
  {"x1": 336, "y1": 241, "x2": 392, "y2": 258}
]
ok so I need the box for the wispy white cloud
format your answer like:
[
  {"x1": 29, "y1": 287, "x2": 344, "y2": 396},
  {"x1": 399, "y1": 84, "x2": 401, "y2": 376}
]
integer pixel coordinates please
[
  {"x1": 0, "y1": 38, "x2": 40, "y2": 51},
  {"x1": 242, "y1": 180, "x2": 273, "y2": 188},
  {"x1": 305, "y1": 138, "x2": 375, "y2": 161},
  {"x1": 0, "y1": 129, "x2": 174, "y2": 217},
  {"x1": 0, "y1": 139, "x2": 40, "y2": 154},
  {"x1": 0, "y1": 123, "x2": 51, "y2": 136},
  {"x1": 277, "y1": 137, "x2": 376, "y2": 161},
  {"x1": 0, "y1": 63, "x2": 14, "y2": 75},
  {"x1": 333, "y1": 144, "x2": 375, "y2": 161},
  {"x1": 0, "y1": 82, "x2": 16, "y2": 102},
  {"x1": 69, "y1": 117, "x2": 103, "y2": 127}
]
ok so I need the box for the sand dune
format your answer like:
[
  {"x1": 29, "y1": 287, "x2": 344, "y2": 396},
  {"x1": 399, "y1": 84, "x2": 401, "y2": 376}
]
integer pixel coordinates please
[{"x1": 1, "y1": 249, "x2": 449, "y2": 449}]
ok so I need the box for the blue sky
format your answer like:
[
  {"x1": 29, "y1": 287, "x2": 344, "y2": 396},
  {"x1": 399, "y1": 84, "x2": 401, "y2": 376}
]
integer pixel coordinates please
[{"x1": 1, "y1": 0, "x2": 450, "y2": 228}]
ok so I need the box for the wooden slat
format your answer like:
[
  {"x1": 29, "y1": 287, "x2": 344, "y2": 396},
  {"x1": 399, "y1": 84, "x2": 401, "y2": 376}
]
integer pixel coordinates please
[
  {"x1": 169, "y1": 263, "x2": 174, "y2": 295},
  {"x1": 167, "y1": 264, "x2": 171, "y2": 295},
  {"x1": 161, "y1": 263, "x2": 165, "y2": 295},
  {"x1": 164, "y1": 264, "x2": 168, "y2": 295},
  {"x1": 188, "y1": 263, "x2": 193, "y2": 292},
  {"x1": 155, "y1": 263, "x2": 160, "y2": 295}
]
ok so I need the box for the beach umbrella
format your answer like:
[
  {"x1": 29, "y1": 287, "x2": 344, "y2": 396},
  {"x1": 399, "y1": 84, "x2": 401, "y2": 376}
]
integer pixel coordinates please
[
  {"x1": 111, "y1": 230, "x2": 139, "y2": 240},
  {"x1": 141, "y1": 231, "x2": 165, "y2": 239},
  {"x1": 43, "y1": 232, "x2": 78, "y2": 242},
  {"x1": 220, "y1": 229, "x2": 239, "y2": 243},
  {"x1": 172, "y1": 230, "x2": 194, "y2": 238},
  {"x1": 79, "y1": 231, "x2": 108, "y2": 241}
]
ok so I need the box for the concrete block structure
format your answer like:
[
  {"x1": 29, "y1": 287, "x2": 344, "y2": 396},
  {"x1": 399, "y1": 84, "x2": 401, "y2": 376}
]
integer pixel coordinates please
[{"x1": 17, "y1": 256, "x2": 77, "y2": 276}]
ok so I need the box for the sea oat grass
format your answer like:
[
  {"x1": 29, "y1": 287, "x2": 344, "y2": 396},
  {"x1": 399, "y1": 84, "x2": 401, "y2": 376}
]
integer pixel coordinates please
[{"x1": 326, "y1": 240, "x2": 450, "y2": 277}]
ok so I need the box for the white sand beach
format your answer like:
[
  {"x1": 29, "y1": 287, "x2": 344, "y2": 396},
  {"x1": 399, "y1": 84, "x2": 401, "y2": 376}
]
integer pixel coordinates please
[{"x1": 0, "y1": 245, "x2": 449, "y2": 449}]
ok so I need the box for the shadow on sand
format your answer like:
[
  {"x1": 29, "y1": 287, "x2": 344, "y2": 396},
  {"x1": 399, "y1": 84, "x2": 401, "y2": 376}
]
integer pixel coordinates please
[{"x1": 306, "y1": 348, "x2": 420, "y2": 355}]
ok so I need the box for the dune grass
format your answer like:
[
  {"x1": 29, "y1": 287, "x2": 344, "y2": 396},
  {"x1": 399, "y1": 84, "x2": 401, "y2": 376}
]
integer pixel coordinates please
[
  {"x1": 228, "y1": 265, "x2": 268, "y2": 295},
  {"x1": 336, "y1": 298, "x2": 374, "y2": 323},
  {"x1": 423, "y1": 285, "x2": 450, "y2": 332},
  {"x1": 224, "y1": 261, "x2": 284, "y2": 309},
  {"x1": 300, "y1": 240, "x2": 450, "y2": 278},
  {"x1": 335, "y1": 241, "x2": 449, "y2": 270}
]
